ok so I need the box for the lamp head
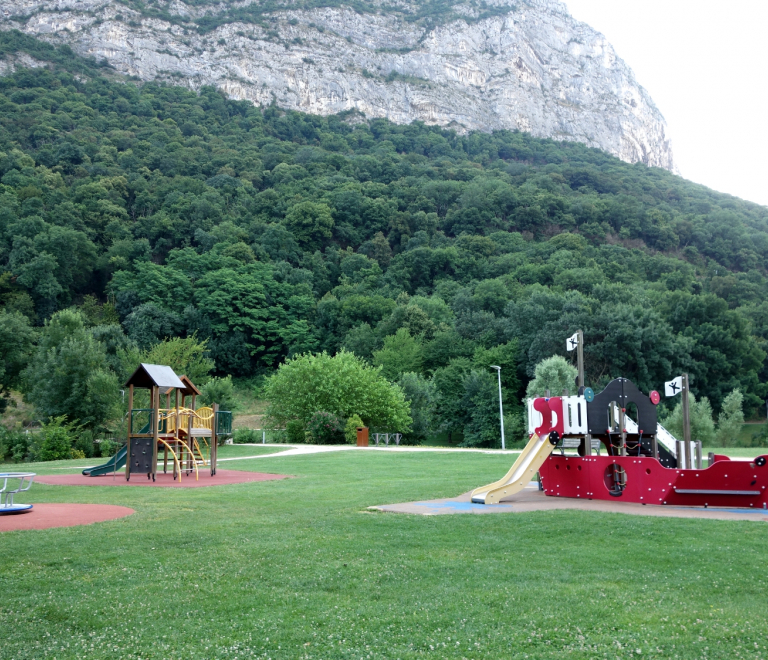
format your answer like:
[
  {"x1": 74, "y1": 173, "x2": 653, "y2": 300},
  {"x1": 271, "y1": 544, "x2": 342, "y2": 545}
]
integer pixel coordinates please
[{"x1": 490, "y1": 365, "x2": 501, "y2": 371}]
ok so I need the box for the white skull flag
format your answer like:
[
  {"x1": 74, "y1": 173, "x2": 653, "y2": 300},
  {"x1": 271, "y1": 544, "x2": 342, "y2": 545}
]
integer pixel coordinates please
[
  {"x1": 665, "y1": 376, "x2": 683, "y2": 397},
  {"x1": 566, "y1": 332, "x2": 579, "y2": 352}
]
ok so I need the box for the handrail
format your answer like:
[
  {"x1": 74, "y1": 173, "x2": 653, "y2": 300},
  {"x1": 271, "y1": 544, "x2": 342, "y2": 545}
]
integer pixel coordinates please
[
  {"x1": 0, "y1": 472, "x2": 35, "y2": 509},
  {"x1": 176, "y1": 438, "x2": 199, "y2": 481},
  {"x1": 157, "y1": 439, "x2": 183, "y2": 482}
]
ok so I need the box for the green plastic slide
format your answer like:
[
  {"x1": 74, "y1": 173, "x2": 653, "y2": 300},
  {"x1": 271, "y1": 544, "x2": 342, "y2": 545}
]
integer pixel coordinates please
[
  {"x1": 82, "y1": 444, "x2": 127, "y2": 476},
  {"x1": 83, "y1": 421, "x2": 151, "y2": 476}
]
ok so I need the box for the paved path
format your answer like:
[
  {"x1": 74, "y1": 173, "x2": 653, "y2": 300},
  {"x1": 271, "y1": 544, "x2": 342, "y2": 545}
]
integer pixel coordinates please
[
  {"x1": 58, "y1": 444, "x2": 522, "y2": 471},
  {"x1": 223, "y1": 444, "x2": 523, "y2": 462}
]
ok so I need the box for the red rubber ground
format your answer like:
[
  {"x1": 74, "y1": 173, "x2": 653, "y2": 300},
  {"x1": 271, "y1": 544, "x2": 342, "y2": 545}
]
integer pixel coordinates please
[
  {"x1": 0, "y1": 503, "x2": 134, "y2": 532},
  {"x1": 35, "y1": 469, "x2": 290, "y2": 488}
]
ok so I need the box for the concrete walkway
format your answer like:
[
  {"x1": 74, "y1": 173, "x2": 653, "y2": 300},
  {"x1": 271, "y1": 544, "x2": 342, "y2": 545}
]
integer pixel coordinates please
[
  {"x1": 58, "y1": 444, "x2": 522, "y2": 471},
  {"x1": 225, "y1": 443, "x2": 523, "y2": 462}
]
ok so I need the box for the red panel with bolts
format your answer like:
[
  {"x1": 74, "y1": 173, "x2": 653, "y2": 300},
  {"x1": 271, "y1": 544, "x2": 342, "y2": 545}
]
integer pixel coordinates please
[{"x1": 540, "y1": 454, "x2": 768, "y2": 509}]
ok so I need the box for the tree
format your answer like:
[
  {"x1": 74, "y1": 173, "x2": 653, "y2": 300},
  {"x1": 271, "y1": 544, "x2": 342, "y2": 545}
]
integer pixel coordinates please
[
  {"x1": 0, "y1": 309, "x2": 36, "y2": 412},
  {"x1": 199, "y1": 375, "x2": 237, "y2": 412},
  {"x1": 398, "y1": 372, "x2": 436, "y2": 443},
  {"x1": 715, "y1": 388, "x2": 744, "y2": 447},
  {"x1": 283, "y1": 201, "x2": 334, "y2": 249},
  {"x1": 461, "y1": 369, "x2": 502, "y2": 447},
  {"x1": 123, "y1": 302, "x2": 181, "y2": 350},
  {"x1": 372, "y1": 328, "x2": 423, "y2": 381},
  {"x1": 142, "y1": 335, "x2": 214, "y2": 386},
  {"x1": 22, "y1": 310, "x2": 121, "y2": 430},
  {"x1": 660, "y1": 393, "x2": 716, "y2": 446},
  {"x1": 432, "y1": 358, "x2": 473, "y2": 438},
  {"x1": 525, "y1": 356, "x2": 578, "y2": 399},
  {"x1": 473, "y1": 340, "x2": 521, "y2": 404},
  {"x1": 263, "y1": 351, "x2": 412, "y2": 431},
  {"x1": 341, "y1": 323, "x2": 381, "y2": 361}
]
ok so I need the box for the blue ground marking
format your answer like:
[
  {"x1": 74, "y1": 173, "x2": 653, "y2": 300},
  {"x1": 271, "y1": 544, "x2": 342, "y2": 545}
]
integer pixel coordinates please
[
  {"x1": 411, "y1": 501, "x2": 515, "y2": 512},
  {"x1": 673, "y1": 507, "x2": 768, "y2": 515}
]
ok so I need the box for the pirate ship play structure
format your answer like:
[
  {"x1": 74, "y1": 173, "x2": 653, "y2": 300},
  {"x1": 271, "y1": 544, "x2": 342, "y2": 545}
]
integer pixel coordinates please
[
  {"x1": 83, "y1": 364, "x2": 233, "y2": 481},
  {"x1": 472, "y1": 332, "x2": 768, "y2": 509}
]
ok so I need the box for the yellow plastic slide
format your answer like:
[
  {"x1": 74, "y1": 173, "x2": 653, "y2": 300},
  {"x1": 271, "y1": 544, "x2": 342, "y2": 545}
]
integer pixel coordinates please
[{"x1": 471, "y1": 433, "x2": 557, "y2": 504}]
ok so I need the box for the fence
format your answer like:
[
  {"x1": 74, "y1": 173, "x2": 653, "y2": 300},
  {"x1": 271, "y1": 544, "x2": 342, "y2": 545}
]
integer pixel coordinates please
[
  {"x1": 232, "y1": 428, "x2": 285, "y2": 444},
  {"x1": 372, "y1": 433, "x2": 403, "y2": 447}
]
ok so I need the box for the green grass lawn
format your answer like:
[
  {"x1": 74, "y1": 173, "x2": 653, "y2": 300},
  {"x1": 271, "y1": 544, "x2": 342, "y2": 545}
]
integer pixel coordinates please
[
  {"x1": 2, "y1": 449, "x2": 768, "y2": 659},
  {"x1": 0, "y1": 444, "x2": 286, "y2": 474}
]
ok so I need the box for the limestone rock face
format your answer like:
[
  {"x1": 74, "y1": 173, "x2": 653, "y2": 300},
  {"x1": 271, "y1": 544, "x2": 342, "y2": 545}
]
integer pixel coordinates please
[{"x1": 0, "y1": 0, "x2": 675, "y2": 169}]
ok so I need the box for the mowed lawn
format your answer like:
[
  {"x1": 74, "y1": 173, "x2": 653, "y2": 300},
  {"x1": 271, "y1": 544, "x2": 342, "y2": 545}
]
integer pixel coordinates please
[{"x1": 1, "y1": 446, "x2": 768, "y2": 659}]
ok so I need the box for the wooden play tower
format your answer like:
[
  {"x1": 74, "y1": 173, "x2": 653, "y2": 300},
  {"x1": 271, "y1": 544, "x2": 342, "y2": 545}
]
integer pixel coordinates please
[{"x1": 124, "y1": 364, "x2": 232, "y2": 481}]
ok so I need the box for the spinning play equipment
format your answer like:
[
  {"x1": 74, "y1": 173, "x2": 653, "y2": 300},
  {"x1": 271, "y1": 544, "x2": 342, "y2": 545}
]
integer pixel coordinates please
[
  {"x1": 0, "y1": 473, "x2": 35, "y2": 514},
  {"x1": 83, "y1": 364, "x2": 232, "y2": 481},
  {"x1": 473, "y1": 336, "x2": 768, "y2": 510}
]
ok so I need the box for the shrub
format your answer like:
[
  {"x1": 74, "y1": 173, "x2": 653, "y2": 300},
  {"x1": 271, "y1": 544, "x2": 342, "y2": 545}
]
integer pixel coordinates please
[
  {"x1": 36, "y1": 416, "x2": 76, "y2": 461},
  {"x1": 0, "y1": 426, "x2": 30, "y2": 463},
  {"x1": 660, "y1": 394, "x2": 716, "y2": 446},
  {"x1": 285, "y1": 419, "x2": 306, "y2": 444},
  {"x1": 74, "y1": 430, "x2": 96, "y2": 458},
  {"x1": 264, "y1": 351, "x2": 412, "y2": 432},
  {"x1": 233, "y1": 428, "x2": 259, "y2": 444},
  {"x1": 99, "y1": 438, "x2": 120, "y2": 457},
  {"x1": 344, "y1": 414, "x2": 364, "y2": 444},
  {"x1": 715, "y1": 388, "x2": 744, "y2": 447},
  {"x1": 307, "y1": 411, "x2": 345, "y2": 444},
  {"x1": 750, "y1": 425, "x2": 768, "y2": 448}
]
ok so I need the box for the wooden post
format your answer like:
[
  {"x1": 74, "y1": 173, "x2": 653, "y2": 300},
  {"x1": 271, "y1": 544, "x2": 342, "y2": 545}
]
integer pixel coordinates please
[
  {"x1": 211, "y1": 403, "x2": 218, "y2": 476},
  {"x1": 695, "y1": 440, "x2": 703, "y2": 470},
  {"x1": 126, "y1": 384, "x2": 134, "y2": 481},
  {"x1": 151, "y1": 386, "x2": 159, "y2": 481},
  {"x1": 682, "y1": 373, "x2": 692, "y2": 470},
  {"x1": 576, "y1": 330, "x2": 585, "y2": 390},
  {"x1": 576, "y1": 331, "x2": 591, "y2": 456}
]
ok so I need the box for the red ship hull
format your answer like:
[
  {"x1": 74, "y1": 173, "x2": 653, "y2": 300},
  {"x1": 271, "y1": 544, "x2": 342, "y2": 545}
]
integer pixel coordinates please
[{"x1": 539, "y1": 454, "x2": 768, "y2": 509}]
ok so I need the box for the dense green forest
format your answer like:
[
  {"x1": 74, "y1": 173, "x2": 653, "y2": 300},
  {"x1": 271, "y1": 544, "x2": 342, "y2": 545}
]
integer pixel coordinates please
[{"x1": 1, "y1": 32, "x2": 767, "y2": 450}]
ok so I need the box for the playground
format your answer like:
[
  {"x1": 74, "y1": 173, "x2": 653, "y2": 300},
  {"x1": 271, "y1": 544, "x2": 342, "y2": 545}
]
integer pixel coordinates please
[
  {"x1": 1, "y1": 442, "x2": 767, "y2": 659},
  {"x1": 3, "y1": 358, "x2": 768, "y2": 658}
]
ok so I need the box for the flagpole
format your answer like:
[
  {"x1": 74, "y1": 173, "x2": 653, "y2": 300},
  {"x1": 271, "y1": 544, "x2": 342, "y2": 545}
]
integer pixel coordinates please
[
  {"x1": 682, "y1": 373, "x2": 692, "y2": 469},
  {"x1": 576, "y1": 329, "x2": 584, "y2": 390},
  {"x1": 576, "y1": 330, "x2": 591, "y2": 456}
]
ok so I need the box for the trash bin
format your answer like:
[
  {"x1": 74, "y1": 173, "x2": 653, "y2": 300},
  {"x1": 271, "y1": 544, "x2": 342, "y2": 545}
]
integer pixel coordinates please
[{"x1": 356, "y1": 426, "x2": 369, "y2": 447}]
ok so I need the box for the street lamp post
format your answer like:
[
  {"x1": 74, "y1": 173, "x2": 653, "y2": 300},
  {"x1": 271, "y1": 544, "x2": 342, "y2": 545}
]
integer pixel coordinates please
[{"x1": 491, "y1": 366, "x2": 505, "y2": 450}]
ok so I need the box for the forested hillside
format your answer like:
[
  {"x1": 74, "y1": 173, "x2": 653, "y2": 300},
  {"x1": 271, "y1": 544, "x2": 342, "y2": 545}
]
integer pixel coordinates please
[{"x1": 1, "y1": 32, "x2": 767, "y2": 443}]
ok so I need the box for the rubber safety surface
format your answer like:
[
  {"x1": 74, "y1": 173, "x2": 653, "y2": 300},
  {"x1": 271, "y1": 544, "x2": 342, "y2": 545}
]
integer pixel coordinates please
[
  {"x1": 0, "y1": 502, "x2": 134, "y2": 532},
  {"x1": 35, "y1": 469, "x2": 290, "y2": 488},
  {"x1": 373, "y1": 485, "x2": 768, "y2": 521}
]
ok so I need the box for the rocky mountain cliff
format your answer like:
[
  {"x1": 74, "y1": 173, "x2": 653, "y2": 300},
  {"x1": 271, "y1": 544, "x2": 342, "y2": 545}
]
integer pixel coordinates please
[{"x1": 0, "y1": 0, "x2": 675, "y2": 170}]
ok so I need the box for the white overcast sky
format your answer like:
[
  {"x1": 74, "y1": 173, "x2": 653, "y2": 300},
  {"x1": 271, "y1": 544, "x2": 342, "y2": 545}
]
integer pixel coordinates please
[{"x1": 564, "y1": 0, "x2": 768, "y2": 207}]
